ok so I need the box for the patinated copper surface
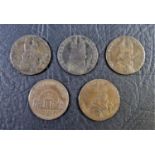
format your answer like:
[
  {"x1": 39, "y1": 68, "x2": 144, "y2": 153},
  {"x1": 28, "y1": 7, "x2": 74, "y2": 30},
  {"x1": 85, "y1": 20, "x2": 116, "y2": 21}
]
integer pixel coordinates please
[
  {"x1": 79, "y1": 79, "x2": 120, "y2": 121},
  {"x1": 28, "y1": 79, "x2": 69, "y2": 120},
  {"x1": 106, "y1": 36, "x2": 145, "y2": 75},
  {"x1": 10, "y1": 35, "x2": 51, "y2": 75}
]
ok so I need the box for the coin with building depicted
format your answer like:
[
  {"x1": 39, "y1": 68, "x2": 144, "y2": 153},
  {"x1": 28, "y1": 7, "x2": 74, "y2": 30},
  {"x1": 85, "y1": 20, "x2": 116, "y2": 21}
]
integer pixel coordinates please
[
  {"x1": 106, "y1": 36, "x2": 145, "y2": 75},
  {"x1": 57, "y1": 35, "x2": 99, "y2": 75},
  {"x1": 78, "y1": 79, "x2": 120, "y2": 121},
  {"x1": 28, "y1": 79, "x2": 69, "y2": 120},
  {"x1": 10, "y1": 35, "x2": 52, "y2": 75}
]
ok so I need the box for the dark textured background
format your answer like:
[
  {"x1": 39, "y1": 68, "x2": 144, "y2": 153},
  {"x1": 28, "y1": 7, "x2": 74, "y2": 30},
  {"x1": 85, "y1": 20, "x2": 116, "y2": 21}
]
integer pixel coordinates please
[{"x1": 0, "y1": 24, "x2": 154, "y2": 130}]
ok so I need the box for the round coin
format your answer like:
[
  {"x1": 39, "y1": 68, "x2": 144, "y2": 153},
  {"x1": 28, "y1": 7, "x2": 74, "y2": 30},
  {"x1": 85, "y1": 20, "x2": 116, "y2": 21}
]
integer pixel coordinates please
[
  {"x1": 106, "y1": 36, "x2": 145, "y2": 75},
  {"x1": 57, "y1": 35, "x2": 99, "y2": 75},
  {"x1": 28, "y1": 79, "x2": 69, "y2": 120},
  {"x1": 10, "y1": 35, "x2": 52, "y2": 75},
  {"x1": 78, "y1": 79, "x2": 120, "y2": 121}
]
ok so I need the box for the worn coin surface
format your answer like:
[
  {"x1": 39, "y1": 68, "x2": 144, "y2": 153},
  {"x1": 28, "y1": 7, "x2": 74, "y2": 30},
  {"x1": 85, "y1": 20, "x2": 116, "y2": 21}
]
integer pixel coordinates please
[
  {"x1": 10, "y1": 35, "x2": 51, "y2": 75},
  {"x1": 28, "y1": 79, "x2": 69, "y2": 120},
  {"x1": 106, "y1": 36, "x2": 145, "y2": 75},
  {"x1": 78, "y1": 79, "x2": 120, "y2": 121},
  {"x1": 57, "y1": 35, "x2": 99, "y2": 75}
]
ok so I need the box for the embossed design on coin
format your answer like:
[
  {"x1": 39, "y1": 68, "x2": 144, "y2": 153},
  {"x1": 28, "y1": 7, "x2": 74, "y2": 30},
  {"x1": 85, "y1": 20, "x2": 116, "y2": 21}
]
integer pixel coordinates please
[
  {"x1": 106, "y1": 36, "x2": 145, "y2": 75},
  {"x1": 78, "y1": 79, "x2": 120, "y2": 121},
  {"x1": 10, "y1": 35, "x2": 51, "y2": 75},
  {"x1": 57, "y1": 35, "x2": 99, "y2": 75},
  {"x1": 28, "y1": 79, "x2": 69, "y2": 120}
]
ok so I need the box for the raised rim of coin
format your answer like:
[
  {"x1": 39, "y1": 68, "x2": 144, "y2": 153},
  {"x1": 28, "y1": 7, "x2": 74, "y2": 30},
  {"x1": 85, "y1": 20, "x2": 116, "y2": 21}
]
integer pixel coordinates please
[
  {"x1": 10, "y1": 35, "x2": 52, "y2": 75},
  {"x1": 28, "y1": 79, "x2": 69, "y2": 120},
  {"x1": 57, "y1": 35, "x2": 99, "y2": 75},
  {"x1": 78, "y1": 79, "x2": 120, "y2": 121},
  {"x1": 106, "y1": 35, "x2": 145, "y2": 75}
]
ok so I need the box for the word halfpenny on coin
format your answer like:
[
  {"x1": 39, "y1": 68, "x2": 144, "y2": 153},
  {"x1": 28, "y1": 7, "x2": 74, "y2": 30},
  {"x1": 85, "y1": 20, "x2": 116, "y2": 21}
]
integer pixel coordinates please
[
  {"x1": 57, "y1": 35, "x2": 99, "y2": 75},
  {"x1": 106, "y1": 36, "x2": 145, "y2": 75},
  {"x1": 10, "y1": 35, "x2": 52, "y2": 75},
  {"x1": 78, "y1": 79, "x2": 120, "y2": 121},
  {"x1": 28, "y1": 79, "x2": 69, "y2": 120}
]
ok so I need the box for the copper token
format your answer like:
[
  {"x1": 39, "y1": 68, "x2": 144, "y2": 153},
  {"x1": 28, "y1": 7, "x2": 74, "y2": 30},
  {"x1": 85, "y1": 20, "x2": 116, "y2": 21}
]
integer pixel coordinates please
[
  {"x1": 106, "y1": 36, "x2": 145, "y2": 75},
  {"x1": 78, "y1": 79, "x2": 120, "y2": 121},
  {"x1": 10, "y1": 35, "x2": 52, "y2": 75},
  {"x1": 57, "y1": 35, "x2": 99, "y2": 75},
  {"x1": 28, "y1": 79, "x2": 69, "y2": 120}
]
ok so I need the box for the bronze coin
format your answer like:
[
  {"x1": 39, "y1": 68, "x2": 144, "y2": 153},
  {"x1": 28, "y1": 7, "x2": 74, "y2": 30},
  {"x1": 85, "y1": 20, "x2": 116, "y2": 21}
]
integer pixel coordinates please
[
  {"x1": 78, "y1": 79, "x2": 120, "y2": 121},
  {"x1": 28, "y1": 79, "x2": 69, "y2": 120},
  {"x1": 10, "y1": 35, "x2": 52, "y2": 75},
  {"x1": 106, "y1": 36, "x2": 145, "y2": 75},
  {"x1": 57, "y1": 35, "x2": 99, "y2": 75}
]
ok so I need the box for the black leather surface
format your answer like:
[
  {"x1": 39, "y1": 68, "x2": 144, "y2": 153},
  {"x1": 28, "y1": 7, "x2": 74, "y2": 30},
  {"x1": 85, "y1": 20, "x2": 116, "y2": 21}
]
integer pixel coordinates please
[{"x1": 0, "y1": 24, "x2": 154, "y2": 130}]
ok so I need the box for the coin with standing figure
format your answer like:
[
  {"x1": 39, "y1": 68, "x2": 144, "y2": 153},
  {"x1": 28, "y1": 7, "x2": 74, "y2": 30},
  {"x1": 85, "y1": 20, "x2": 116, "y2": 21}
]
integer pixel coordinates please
[
  {"x1": 106, "y1": 36, "x2": 145, "y2": 75},
  {"x1": 28, "y1": 79, "x2": 69, "y2": 120},
  {"x1": 57, "y1": 35, "x2": 99, "y2": 75},
  {"x1": 78, "y1": 79, "x2": 120, "y2": 121},
  {"x1": 10, "y1": 35, "x2": 52, "y2": 75}
]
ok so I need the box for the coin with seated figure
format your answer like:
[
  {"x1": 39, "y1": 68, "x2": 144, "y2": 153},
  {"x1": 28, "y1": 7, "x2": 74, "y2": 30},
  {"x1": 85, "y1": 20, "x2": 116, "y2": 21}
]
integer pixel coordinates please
[
  {"x1": 57, "y1": 35, "x2": 99, "y2": 75},
  {"x1": 10, "y1": 35, "x2": 52, "y2": 75},
  {"x1": 106, "y1": 36, "x2": 145, "y2": 75}
]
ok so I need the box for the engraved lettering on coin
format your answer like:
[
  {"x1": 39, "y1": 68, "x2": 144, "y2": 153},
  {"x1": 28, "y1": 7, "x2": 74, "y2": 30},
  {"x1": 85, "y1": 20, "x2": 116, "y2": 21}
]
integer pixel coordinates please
[
  {"x1": 10, "y1": 35, "x2": 52, "y2": 75},
  {"x1": 78, "y1": 79, "x2": 120, "y2": 121},
  {"x1": 57, "y1": 35, "x2": 99, "y2": 75},
  {"x1": 106, "y1": 36, "x2": 145, "y2": 75},
  {"x1": 28, "y1": 79, "x2": 69, "y2": 120}
]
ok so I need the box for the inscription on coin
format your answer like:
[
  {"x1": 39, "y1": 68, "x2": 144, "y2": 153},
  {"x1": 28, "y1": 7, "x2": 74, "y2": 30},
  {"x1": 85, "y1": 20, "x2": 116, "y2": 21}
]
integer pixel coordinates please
[
  {"x1": 28, "y1": 79, "x2": 69, "y2": 120},
  {"x1": 57, "y1": 35, "x2": 99, "y2": 75},
  {"x1": 78, "y1": 79, "x2": 120, "y2": 121},
  {"x1": 10, "y1": 35, "x2": 52, "y2": 75},
  {"x1": 106, "y1": 36, "x2": 145, "y2": 75}
]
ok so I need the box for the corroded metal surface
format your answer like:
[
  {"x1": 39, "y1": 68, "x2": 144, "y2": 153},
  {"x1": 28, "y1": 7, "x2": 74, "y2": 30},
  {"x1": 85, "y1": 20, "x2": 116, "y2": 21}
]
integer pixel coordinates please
[
  {"x1": 57, "y1": 35, "x2": 99, "y2": 75},
  {"x1": 79, "y1": 79, "x2": 120, "y2": 121},
  {"x1": 106, "y1": 36, "x2": 145, "y2": 75},
  {"x1": 28, "y1": 79, "x2": 69, "y2": 120},
  {"x1": 10, "y1": 35, "x2": 52, "y2": 75}
]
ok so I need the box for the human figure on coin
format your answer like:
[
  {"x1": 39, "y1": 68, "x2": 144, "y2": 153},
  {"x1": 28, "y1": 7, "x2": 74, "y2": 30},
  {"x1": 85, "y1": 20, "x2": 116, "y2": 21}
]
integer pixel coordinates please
[
  {"x1": 67, "y1": 37, "x2": 87, "y2": 74},
  {"x1": 19, "y1": 38, "x2": 40, "y2": 71},
  {"x1": 116, "y1": 39, "x2": 134, "y2": 73}
]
